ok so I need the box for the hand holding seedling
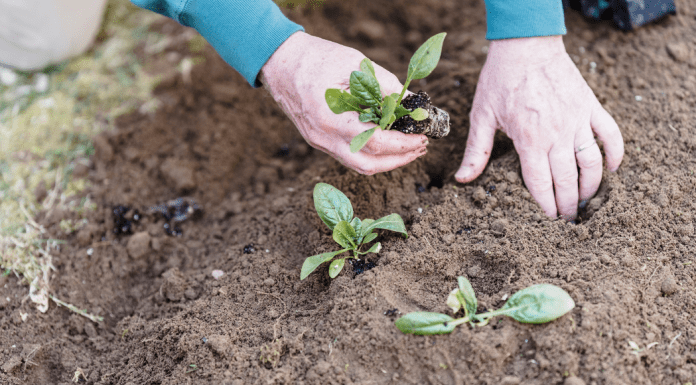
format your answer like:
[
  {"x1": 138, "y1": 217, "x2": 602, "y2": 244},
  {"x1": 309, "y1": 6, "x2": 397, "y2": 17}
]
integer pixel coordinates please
[
  {"x1": 455, "y1": 36, "x2": 624, "y2": 220},
  {"x1": 324, "y1": 33, "x2": 450, "y2": 153},
  {"x1": 260, "y1": 32, "x2": 427, "y2": 175},
  {"x1": 396, "y1": 276, "x2": 575, "y2": 335},
  {"x1": 300, "y1": 183, "x2": 407, "y2": 280}
]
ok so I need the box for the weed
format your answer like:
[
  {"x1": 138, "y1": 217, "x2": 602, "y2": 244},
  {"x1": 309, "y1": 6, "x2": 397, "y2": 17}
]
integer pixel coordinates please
[{"x1": 300, "y1": 183, "x2": 407, "y2": 280}]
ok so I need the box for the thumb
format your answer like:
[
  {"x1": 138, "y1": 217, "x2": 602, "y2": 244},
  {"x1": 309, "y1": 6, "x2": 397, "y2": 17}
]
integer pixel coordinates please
[{"x1": 455, "y1": 108, "x2": 497, "y2": 183}]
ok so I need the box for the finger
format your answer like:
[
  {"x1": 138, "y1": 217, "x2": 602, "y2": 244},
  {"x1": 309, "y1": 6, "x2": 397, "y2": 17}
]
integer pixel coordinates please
[
  {"x1": 330, "y1": 113, "x2": 427, "y2": 155},
  {"x1": 455, "y1": 106, "x2": 497, "y2": 183},
  {"x1": 335, "y1": 142, "x2": 426, "y2": 175},
  {"x1": 519, "y1": 149, "x2": 557, "y2": 218},
  {"x1": 574, "y1": 131, "x2": 603, "y2": 204},
  {"x1": 590, "y1": 104, "x2": 624, "y2": 172},
  {"x1": 548, "y1": 145, "x2": 579, "y2": 220}
]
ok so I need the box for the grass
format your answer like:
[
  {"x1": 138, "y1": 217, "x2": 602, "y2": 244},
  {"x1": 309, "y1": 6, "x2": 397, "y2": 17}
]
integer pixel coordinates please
[{"x1": 0, "y1": 0, "x2": 195, "y2": 322}]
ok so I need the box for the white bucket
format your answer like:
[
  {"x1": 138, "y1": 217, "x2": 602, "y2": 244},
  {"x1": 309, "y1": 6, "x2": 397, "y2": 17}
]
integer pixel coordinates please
[{"x1": 0, "y1": 0, "x2": 107, "y2": 70}]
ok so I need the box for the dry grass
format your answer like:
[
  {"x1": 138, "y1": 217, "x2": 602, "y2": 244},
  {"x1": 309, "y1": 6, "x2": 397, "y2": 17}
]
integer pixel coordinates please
[{"x1": 0, "y1": 0, "x2": 174, "y2": 322}]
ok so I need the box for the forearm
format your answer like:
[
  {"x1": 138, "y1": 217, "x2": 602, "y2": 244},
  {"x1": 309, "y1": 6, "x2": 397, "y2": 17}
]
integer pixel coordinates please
[
  {"x1": 484, "y1": 0, "x2": 566, "y2": 40},
  {"x1": 131, "y1": 0, "x2": 303, "y2": 86}
]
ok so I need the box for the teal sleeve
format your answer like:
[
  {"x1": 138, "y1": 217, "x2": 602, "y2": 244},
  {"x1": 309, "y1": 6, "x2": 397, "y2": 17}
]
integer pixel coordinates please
[
  {"x1": 484, "y1": 0, "x2": 566, "y2": 40},
  {"x1": 131, "y1": 0, "x2": 304, "y2": 87}
]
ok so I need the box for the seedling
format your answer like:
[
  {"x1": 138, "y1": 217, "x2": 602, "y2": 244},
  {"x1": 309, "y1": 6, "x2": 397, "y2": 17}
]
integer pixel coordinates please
[
  {"x1": 395, "y1": 276, "x2": 575, "y2": 335},
  {"x1": 325, "y1": 33, "x2": 449, "y2": 153},
  {"x1": 300, "y1": 183, "x2": 407, "y2": 280}
]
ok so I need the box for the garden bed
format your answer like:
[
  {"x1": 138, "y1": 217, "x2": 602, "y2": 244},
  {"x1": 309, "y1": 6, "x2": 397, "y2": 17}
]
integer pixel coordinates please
[{"x1": 1, "y1": 0, "x2": 694, "y2": 384}]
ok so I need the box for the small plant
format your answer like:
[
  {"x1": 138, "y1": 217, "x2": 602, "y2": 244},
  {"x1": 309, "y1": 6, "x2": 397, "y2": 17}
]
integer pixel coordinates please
[
  {"x1": 395, "y1": 276, "x2": 575, "y2": 335},
  {"x1": 325, "y1": 33, "x2": 448, "y2": 153},
  {"x1": 300, "y1": 183, "x2": 407, "y2": 280}
]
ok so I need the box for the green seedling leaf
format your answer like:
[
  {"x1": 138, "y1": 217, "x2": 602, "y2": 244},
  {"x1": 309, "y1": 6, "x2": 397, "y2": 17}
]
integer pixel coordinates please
[
  {"x1": 350, "y1": 217, "x2": 362, "y2": 235},
  {"x1": 499, "y1": 284, "x2": 575, "y2": 324},
  {"x1": 458, "y1": 276, "x2": 478, "y2": 319},
  {"x1": 379, "y1": 95, "x2": 397, "y2": 129},
  {"x1": 325, "y1": 89, "x2": 364, "y2": 114},
  {"x1": 350, "y1": 71, "x2": 382, "y2": 107},
  {"x1": 407, "y1": 32, "x2": 447, "y2": 81},
  {"x1": 395, "y1": 105, "x2": 411, "y2": 120},
  {"x1": 410, "y1": 108, "x2": 429, "y2": 121},
  {"x1": 360, "y1": 58, "x2": 377, "y2": 79},
  {"x1": 314, "y1": 183, "x2": 354, "y2": 230},
  {"x1": 301, "y1": 249, "x2": 348, "y2": 280},
  {"x1": 333, "y1": 220, "x2": 357, "y2": 249},
  {"x1": 446, "y1": 288, "x2": 463, "y2": 313},
  {"x1": 362, "y1": 232, "x2": 378, "y2": 244},
  {"x1": 350, "y1": 127, "x2": 377, "y2": 153},
  {"x1": 359, "y1": 112, "x2": 379, "y2": 123},
  {"x1": 395, "y1": 312, "x2": 456, "y2": 335},
  {"x1": 366, "y1": 242, "x2": 381, "y2": 254},
  {"x1": 329, "y1": 258, "x2": 345, "y2": 278},
  {"x1": 362, "y1": 213, "x2": 407, "y2": 238}
]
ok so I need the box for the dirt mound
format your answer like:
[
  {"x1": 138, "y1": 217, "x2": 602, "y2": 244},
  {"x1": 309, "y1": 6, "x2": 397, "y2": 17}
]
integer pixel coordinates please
[{"x1": 1, "y1": 0, "x2": 695, "y2": 384}]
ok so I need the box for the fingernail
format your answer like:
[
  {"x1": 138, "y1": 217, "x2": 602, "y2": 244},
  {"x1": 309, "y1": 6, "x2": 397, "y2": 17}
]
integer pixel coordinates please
[{"x1": 578, "y1": 199, "x2": 588, "y2": 209}]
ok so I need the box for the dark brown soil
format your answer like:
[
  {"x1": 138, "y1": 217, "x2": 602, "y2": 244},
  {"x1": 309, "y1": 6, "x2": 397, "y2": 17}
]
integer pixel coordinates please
[{"x1": 2, "y1": 0, "x2": 696, "y2": 384}]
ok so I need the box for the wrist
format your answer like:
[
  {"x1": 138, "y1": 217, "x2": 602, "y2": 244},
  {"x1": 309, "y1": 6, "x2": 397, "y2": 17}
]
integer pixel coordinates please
[
  {"x1": 488, "y1": 36, "x2": 566, "y2": 66},
  {"x1": 259, "y1": 31, "x2": 308, "y2": 87}
]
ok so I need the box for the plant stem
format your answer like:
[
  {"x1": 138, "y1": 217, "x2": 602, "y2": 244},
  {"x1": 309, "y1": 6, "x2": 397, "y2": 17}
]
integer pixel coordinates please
[
  {"x1": 476, "y1": 307, "x2": 511, "y2": 320},
  {"x1": 449, "y1": 316, "x2": 470, "y2": 327},
  {"x1": 396, "y1": 77, "x2": 412, "y2": 106}
]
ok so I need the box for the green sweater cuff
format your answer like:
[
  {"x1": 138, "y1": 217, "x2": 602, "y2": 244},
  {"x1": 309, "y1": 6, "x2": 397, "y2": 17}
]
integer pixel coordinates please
[
  {"x1": 131, "y1": 0, "x2": 304, "y2": 87},
  {"x1": 484, "y1": 0, "x2": 567, "y2": 40}
]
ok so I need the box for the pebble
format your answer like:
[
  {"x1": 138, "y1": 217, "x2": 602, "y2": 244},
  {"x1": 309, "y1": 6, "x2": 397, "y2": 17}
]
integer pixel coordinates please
[
  {"x1": 126, "y1": 232, "x2": 151, "y2": 259},
  {"x1": 661, "y1": 277, "x2": 678, "y2": 296},
  {"x1": 33, "y1": 73, "x2": 49, "y2": 93},
  {"x1": 500, "y1": 376, "x2": 521, "y2": 385},
  {"x1": 212, "y1": 270, "x2": 224, "y2": 279},
  {"x1": 160, "y1": 158, "x2": 196, "y2": 193},
  {"x1": 564, "y1": 376, "x2": 586, "y2": 385},
  {"x1": 666, "y1": 42, "x2": 689, "y2": 63}
]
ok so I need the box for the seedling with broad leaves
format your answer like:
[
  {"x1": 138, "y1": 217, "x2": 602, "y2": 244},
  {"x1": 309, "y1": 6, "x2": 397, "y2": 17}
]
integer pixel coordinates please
[
  {"x1": 395, "y1": 276, "x2": 575, "y2": 335},
  {"x1": 325, "y1": 33, "x2": 447, "y2": 153},
  {"x1": 300, "y1": 183, "x2": 407, "y2": 280}
]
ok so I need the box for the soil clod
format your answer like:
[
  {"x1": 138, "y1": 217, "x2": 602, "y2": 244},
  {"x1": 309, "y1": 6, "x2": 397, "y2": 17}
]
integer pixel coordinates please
[{"x1": 392, "y1": 91, "x2": 450, "y2": 139}]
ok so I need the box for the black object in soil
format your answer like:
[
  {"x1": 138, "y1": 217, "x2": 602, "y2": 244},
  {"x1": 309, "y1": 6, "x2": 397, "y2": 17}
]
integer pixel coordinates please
[
  {"x1": 384, "y1": 308, "x2": 400, "y2": 317},
  {"x1": 149, "y1": 197, "x2": 202, "y2": 236},
  {"x1": 112, "y1": 205, "x2": 133, "y2": 235},
  {"x1": 456, "y1": 226, "x2": 475, "y2": 235},
  {"x1": 563, "y1": 0, "x2": 676, "y2": 31},
  {"x1": 392, "y1": 91, "x2": 450, "y2": 139},
  {"x1": 349, "y1": 259, "x2": 376, "y2": 275},
  {"x1": 243, "y1": 244, "x2": 255, "y2": 254}
]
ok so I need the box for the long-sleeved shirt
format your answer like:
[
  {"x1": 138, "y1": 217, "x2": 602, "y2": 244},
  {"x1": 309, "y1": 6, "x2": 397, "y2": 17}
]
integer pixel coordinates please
[{"x1": 131, "y1": 0, "x2": 566, "y2": 87}]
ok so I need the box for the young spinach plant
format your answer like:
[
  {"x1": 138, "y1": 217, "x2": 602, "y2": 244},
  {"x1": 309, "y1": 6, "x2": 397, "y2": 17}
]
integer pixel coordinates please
[
  {"x1": 300, "y1": 183, "x2": 407, "y2": 280},
  {"x1": 395, "y1": 276, "x2": 575, "y2": 335},
  {"x1": 325, "y1": 33, "x2": 447, "y2": 153}
]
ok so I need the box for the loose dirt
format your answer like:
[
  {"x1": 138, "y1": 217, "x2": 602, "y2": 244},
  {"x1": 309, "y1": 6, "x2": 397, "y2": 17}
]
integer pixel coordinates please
[{"x1": 1, "y1": 0, "x2": 695, "y2": 384}]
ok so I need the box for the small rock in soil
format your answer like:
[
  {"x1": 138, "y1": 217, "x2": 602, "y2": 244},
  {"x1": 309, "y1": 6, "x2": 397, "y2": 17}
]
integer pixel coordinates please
[
  {"x1": 160, "y1": 158, "x2": 196, "y2": 193},
  {"x1": 467, "y1": 265, "x2": 481, "y2": 278},
  {"x1": 472, "y1": 186, "x2": 487, "y2": 202},
  {"x1": 500, "y1": 376, "x2": 521, "y2": 385},
  {"x1": 207, "y1": 334, "x2": 232, "y2": 357},
  {"x1": 243, "y1": 244, "x2": 255, "y2": 254},
  {"x1": 127, "y1": 232, "x2": 151, "y2": 259},
  {"x1": 564, "y1": 376, "x2": 586, "y2": 385},
  {"x1": 666, "y1": 42, "x2": 689, "y2": 63},
  {"x1": 1, "y1": 355, "x2": 22, "y2": 373},
  {"x1": 184, "y1": 288, "x2": 198, "y2": 300},
  {"x1": 661, "y1": 276, "x2": 678, "y2": 296},
  {"x1": 349, "y1": 259, "x2": 376, "y2": 275},
  {"x1": 161, "y1": 268, "x2": 187, "y2": 301}
]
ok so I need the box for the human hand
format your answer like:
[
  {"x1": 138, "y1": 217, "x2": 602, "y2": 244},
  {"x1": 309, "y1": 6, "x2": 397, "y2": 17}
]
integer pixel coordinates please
[
  {"x1": 455, "y1": 36, "x2": 624, "y2": 220},
  {"x1": 259, "y1": 32, "x2": 427, "y2": 175}
]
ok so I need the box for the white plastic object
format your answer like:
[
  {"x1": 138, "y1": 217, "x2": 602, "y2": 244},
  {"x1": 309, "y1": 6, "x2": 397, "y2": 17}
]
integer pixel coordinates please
[{"x1": 0, "y1": 0, "x2": 107, "y2": 71}]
